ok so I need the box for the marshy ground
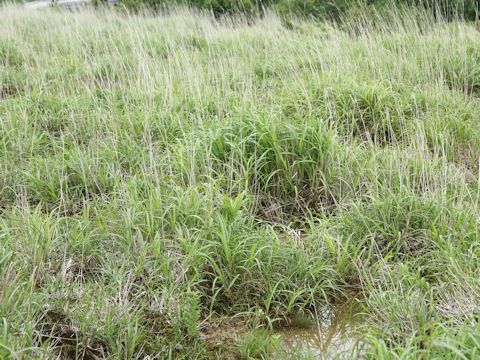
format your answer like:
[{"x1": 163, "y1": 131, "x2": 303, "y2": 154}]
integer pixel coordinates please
[{"x1": 0, "y1": 3, "x2": 479, "y2": 359}]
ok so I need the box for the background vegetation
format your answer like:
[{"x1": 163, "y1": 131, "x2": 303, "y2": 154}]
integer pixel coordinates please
[
  {"x1": 0, "y1": 1, "x2": 479, "y2": 359},
  {"x1": 92, "y1": 0, "x2": 479, "y2": 20}
]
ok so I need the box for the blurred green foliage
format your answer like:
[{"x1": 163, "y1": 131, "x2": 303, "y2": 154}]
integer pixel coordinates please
[{"x1": 93, "y1": 0, "x2": 479, "y2": 21}]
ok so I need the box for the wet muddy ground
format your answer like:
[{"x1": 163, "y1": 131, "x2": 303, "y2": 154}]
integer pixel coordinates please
[{"x1": 198, "y1": 302, "x2": 362, "y2": 359}]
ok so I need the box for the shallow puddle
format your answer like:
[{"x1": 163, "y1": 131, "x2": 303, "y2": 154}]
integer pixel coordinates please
[{"x1": 274, "y1": 303, "x2": 361, "y2": 359}]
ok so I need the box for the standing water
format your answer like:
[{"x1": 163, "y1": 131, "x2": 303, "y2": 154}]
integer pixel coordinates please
[{"x1": 274, "y1": 302, "x2": 362, "y2": 359}]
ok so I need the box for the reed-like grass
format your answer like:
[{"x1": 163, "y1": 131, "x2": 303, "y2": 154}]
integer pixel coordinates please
[{"x1": 0, "y1": 3, "x2": 479, "y2": 359}]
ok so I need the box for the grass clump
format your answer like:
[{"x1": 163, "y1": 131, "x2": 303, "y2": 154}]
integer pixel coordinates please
[
  {"x1": 210, "y1": 114, "x2": 351, "y2": 219},
  {"x1": 236, "y1": 328, "x2": 280, "y2": 359},
  {"x1": 1, "y1": 2, "x2": 480, "y2": 359}
]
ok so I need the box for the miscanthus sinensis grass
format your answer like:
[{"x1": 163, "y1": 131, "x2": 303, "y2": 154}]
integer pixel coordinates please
[{"x1": 0, "y1": 3, "x2": 479, "y2": 359}]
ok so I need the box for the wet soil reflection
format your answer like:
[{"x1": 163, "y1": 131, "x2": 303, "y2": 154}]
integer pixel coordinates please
[{"x1": 274, "y1": 302, "x2": 360, "y2": 359}]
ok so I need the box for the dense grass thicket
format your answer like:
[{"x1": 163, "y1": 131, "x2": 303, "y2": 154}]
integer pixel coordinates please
[
  {"x1": 93, "y1": 0, "x2": 479, "y2": 21},
  {"x1": 10, "y1": 0, "x2": 478, "y2": 20},
  {"x1": 1, "y1": 3, "x2": 480, "y2": 359}
]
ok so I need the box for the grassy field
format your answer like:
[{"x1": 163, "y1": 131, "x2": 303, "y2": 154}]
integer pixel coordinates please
[{"x1": 1, "y1": 3, "x2": 480, "y2": 359}]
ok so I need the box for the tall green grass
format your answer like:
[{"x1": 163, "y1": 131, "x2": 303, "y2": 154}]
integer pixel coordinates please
[{"x1": 0, "y1": 3, "x2": 479, "y2": 359}]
